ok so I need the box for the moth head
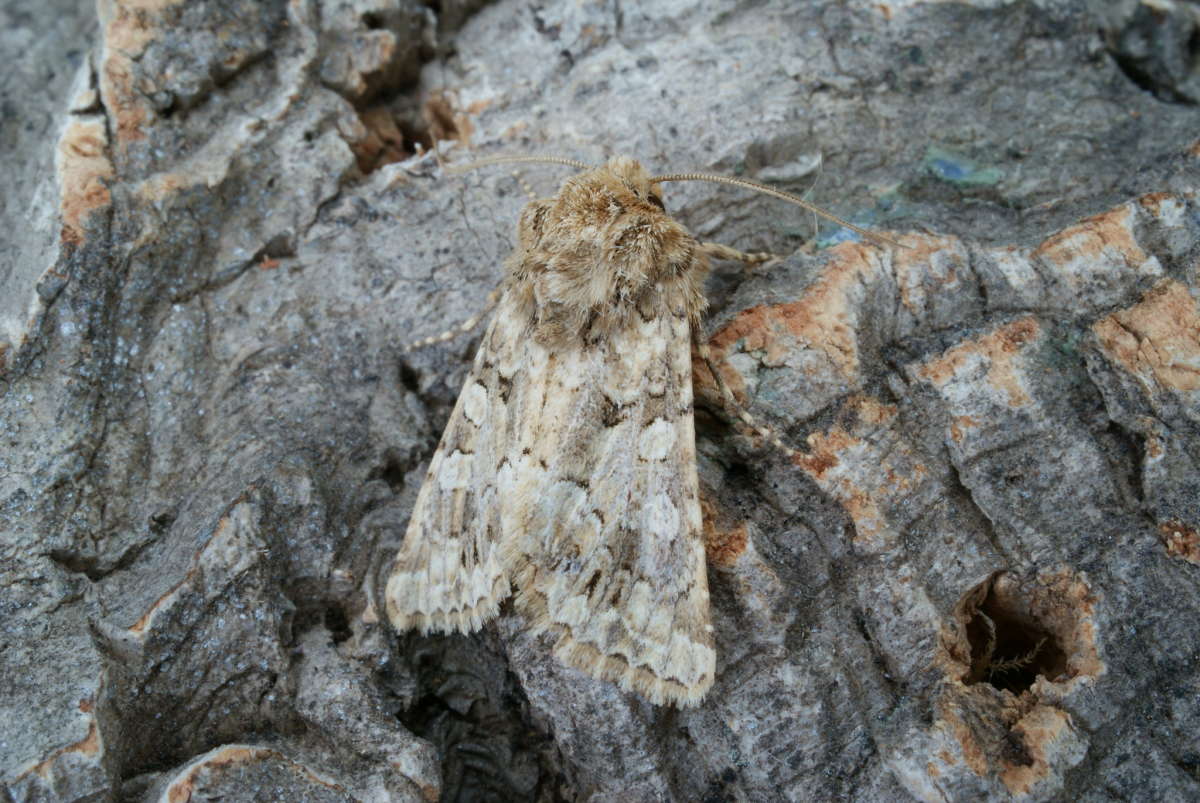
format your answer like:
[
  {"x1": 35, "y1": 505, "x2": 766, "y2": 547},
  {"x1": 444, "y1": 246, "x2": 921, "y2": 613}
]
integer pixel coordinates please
[
  {"x1": 513, "y1": 156, "x2": 687, "y2": 265},
  {"x1": 601, "y1": 156, "x2": 667, "y2": 212}
]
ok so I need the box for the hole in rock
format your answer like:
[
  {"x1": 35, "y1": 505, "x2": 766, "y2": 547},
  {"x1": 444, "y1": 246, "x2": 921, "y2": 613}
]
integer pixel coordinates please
[
  {"x1": 324, "y1": 604, "x2": 352, "y2": 644},
  {"x1": 957, "y1": 570, "x2": 1098, "y2": 694},
  {"x1": 369, "y1": 448, "x2": 408, "y2": 493}
]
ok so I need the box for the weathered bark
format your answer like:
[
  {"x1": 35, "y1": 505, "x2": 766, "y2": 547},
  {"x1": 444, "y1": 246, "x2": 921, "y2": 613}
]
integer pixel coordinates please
[{"x1": 2, "y1": 0, "x2": 1198, "y2": 801}]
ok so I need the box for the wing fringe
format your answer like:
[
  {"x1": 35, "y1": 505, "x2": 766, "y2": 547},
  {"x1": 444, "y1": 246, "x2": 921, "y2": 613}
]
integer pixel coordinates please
[{"x1": 510, "y1": 571, "x2": 715, "y2": 707}]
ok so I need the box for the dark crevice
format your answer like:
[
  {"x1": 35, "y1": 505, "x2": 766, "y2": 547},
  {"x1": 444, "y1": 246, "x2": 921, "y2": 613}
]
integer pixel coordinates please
[
  {"x1": 324, "y1": 604, "x2": 352, "y2": 644},
  {"x1": 1175, "y1": 753, "x2": 1200, "y2": 784},
  {"x1": 46, "y1": 529, "x2": 158, "y2": 582},
  {"x1": 943, "y1": 454, "x2": 1017, "y2": 568},
  {"x1": 850, "y1": 606, "x2": 900, "y2": 697},
  {"x1": 1105, "y1": 4, "x2": 1200, "y2": 106},
  {"x1": 368, "y1": 448, "x2": 409, "y2": 494},
  {"x1": 961, "y1": 576, "x2": 1069, "y2": 695},
  {"x1": 395, "y1": 638, "x2": 569, "y2": 802},
  {"x1": 1109, "y1": 50, "x2": 1197, "y2": 106},
  {"x1": 1098, "y1": 418, "x2": 1146, "y2": 505},
  {"x1": 398, "y1": 359, "x2": 423, "y2": 396},
  {"x1": 339, "y1": 2, "x2": 497, "y2": 177}
]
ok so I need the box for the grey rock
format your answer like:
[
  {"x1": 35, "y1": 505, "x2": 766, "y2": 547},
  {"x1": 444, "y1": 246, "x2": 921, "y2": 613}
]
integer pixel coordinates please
[{"x1": 2, "y1": 0, "x2": 1199, "y2": 801}]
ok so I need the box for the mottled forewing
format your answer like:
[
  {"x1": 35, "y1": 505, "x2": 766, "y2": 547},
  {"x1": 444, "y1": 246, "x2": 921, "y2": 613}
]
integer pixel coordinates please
[
  {"x1": 501, "y1": 297, "x2": 715, "y2": 706},
  {"x1": 384, "y1": 292, "x2": 527, "y2": 634}
]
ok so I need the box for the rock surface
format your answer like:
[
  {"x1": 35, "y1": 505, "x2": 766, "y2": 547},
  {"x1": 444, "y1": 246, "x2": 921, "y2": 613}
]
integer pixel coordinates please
[{"x1": 2, "y1": 0, "x2": 1198, "y2": 801}]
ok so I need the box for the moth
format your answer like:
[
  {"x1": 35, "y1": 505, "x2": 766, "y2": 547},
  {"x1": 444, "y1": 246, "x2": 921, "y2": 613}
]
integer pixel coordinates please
[{"x1": 385, "y1": 155, "x2": 890, "y2": 706}]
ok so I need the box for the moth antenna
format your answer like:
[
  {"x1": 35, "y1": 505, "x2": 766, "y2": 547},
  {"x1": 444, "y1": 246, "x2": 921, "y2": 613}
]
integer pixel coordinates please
[
  {"x1": 444, "y1": 155, "x2": 592, "y2": 174},
  {"x1": 651, "y1": 171, "x2": 905, "y2": 249},
  {"x1": 988, "y1": 637, "x2": 1046, "y2": 680},
  {"x1": 693, "y1": 331, "x2": 797, "y2": 460},
  {"x1": 403, "y1": 284, "x2": 504, "y2": 352}
]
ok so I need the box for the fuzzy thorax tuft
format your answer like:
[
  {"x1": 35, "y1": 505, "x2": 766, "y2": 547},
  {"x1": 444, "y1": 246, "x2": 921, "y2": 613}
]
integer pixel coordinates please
[{"x1": 506, "y1": 157, "x2": 710, "y2": 344}]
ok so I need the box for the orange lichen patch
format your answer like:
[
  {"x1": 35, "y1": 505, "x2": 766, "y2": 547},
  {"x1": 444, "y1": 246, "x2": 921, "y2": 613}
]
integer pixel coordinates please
[
  {"x1": 164, "y1": 745, "x2": 351, "y2": 803},
  {"x1": 57, "y1": 118, "x2": 114, "y2": 245},
  {"x1": 258, "y1": 256, "x2": 281, "y2": 270},
  {"x1": 98, "y1": 2, "x2": 181, "y2": 146},
  {"x1": 800, "y1": 396, "x2": 902, "y2": 545},
  {"x1": 14, "y1": 721, "x2": 102, "y2": 782},
  {"x1": 465, "y1": 98, "x2": 492, "y2": 115},
  {"x1": 949, "y1": 416, "x2": 983, "y2": 442},
  {"x1": 998, "y1": 707, "x2": 1077, "y2": 797},
  {"x1": 700, "y1": 498, "x2": 748, "y2": 568},
  {"x1": 104, "y1": 1, "x2": 164, "y2": 53},
  {"x1": 842, "y1": 491, "x2": 886, "y2": 543},
  {"x1": 101, "y1": 58, "x2": 149, "y2": 144},
  {"x1": 1023, "y1": 571, "x2": 1102, "y2": 686},
  {"x1": 915, "y1": 317, "x2": 1041, "y2": 408},
  {"x1": 353, "y1": 106, "x2": 408, "y2": 173},
  {"x1": 1093, "y1": 279, "x2": 1200, "y2": 394},
  {"x1": 1136, "y1": 192, "x2": 1176, "y2": 217},
  {"x1": 1142, "y1": 423, "x2": 1165, "y2": 459},
  {"x1": 800, "y1": 423, "x2": 857, "y2": 480},
  {"x1": 803, "y1": 448, "x2": 838, "y2": 476},
  {"x1": 1159, "y1": 519, "x2": 1200, "y2": 565},
  {"x1": 1032, "y1": 203, "x2": 1149, "y2": 274},
  {"x1": 937, "y1": 702, "x2": 991, "y2": 777},
  {"x1": 97, "y1": 1, "x2": 188, "y2": 145},
  {"x1": 891, "y1": 234, "x2": 968, "y2": 315},
  {"x1": 424, "y1": 91, "x2": 473, "y2": 146},
  {"x1": 1188, "y1": 139, "x2": 1200, "y2": 158},
  {"x1": 708, "y1": 241, "x2": 883, "y2": 385},
  {"x1": 128, "y1": 582, "x2": 181, "y2": 635},
  {"x1": 135, "y1": 171, "x2": 194, "y2": 204}
]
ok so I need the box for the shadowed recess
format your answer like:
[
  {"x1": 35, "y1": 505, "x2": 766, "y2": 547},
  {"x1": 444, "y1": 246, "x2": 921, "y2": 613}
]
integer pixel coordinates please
[{"x1": 961, "y1": 574, "x2": 1071, "y2": 694}]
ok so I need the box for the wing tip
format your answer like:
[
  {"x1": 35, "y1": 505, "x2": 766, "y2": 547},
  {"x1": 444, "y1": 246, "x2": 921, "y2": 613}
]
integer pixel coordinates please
[
  {"x1": 385, "y1": 572, "x2": 510, "y2": 635},
  {"x1": 551, "y1": 626, "x2": 714, "y2": 708}
]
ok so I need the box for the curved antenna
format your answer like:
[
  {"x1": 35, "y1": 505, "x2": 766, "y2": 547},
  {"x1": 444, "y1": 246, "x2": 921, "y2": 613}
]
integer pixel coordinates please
[
  {"x1": 651, "y1": 171, "x2": 904, "y2": 248},
  {"x1": 444, "y1": 155, "x2": 592, "y2": 175}
]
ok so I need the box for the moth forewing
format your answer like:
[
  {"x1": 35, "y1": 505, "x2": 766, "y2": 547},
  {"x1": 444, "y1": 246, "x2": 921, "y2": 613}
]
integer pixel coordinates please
[
  {"x1": 383, "y1": 301, "x2": 524, "y2": 635},
  {"x1": 500, "y1": 291, "x2": 716, "y2": 705}
]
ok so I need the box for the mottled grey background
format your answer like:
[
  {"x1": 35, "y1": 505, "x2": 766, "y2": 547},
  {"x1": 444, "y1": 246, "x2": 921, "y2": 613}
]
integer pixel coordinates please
[{"x1": 2, "y1": 0, "x2": 1199, "y2": 801}]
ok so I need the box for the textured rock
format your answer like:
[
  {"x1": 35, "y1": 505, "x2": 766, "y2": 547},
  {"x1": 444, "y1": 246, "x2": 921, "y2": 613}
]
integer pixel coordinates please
[{"x1": 2, "y1": 0, "x2": 1199, "y2": 801}]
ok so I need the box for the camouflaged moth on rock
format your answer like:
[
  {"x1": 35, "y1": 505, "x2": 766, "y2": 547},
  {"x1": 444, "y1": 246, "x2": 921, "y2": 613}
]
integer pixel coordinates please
[{"x1": 385, "y1": 155, "x2": 891, "y2": 706}]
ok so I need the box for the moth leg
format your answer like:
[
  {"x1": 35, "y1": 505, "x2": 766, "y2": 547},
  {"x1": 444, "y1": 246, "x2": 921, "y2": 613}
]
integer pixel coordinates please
[
  {"x1": 692, "y1": 329, "x2": 797, "y2": 459},
  {"x1": 698, "y1": 241, "x2": 779, "y2": 269},
  {"x1": 403, "y1": 284, "x2": 503, "y2": 352}
]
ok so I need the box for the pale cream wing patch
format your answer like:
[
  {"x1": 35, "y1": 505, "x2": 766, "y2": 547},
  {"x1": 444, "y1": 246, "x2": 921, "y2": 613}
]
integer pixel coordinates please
[
  {"x1": 384, "y1": 290, "x2": 528, "y2": 634},
  {"x1": 501, "y1": 297, "x2": 715, "y2": 707}
]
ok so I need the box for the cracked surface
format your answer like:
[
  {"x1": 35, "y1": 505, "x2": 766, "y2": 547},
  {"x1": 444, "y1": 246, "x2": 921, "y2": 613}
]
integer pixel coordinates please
[{"x1": 2, "y1": 0, "x2": 1200, "y2": 800}]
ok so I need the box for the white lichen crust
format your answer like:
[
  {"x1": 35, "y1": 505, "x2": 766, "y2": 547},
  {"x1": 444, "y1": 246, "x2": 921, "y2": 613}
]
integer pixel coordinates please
[{"x1": 385, "y1": 157, "x2": 717, "y2": 706}]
